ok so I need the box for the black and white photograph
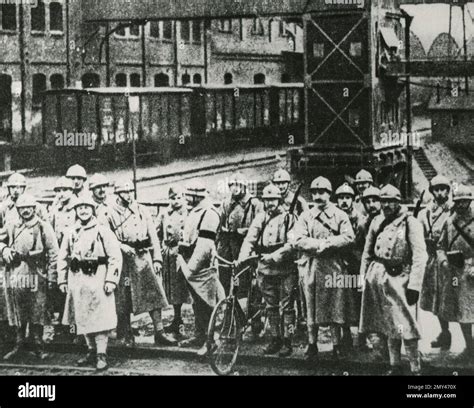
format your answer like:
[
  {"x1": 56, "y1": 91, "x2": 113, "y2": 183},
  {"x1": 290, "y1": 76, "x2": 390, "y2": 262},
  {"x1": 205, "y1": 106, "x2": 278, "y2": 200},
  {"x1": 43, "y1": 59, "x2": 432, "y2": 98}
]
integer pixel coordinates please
[{"x1": 0, "y1": 0, "x2": 473, "y2": 401}]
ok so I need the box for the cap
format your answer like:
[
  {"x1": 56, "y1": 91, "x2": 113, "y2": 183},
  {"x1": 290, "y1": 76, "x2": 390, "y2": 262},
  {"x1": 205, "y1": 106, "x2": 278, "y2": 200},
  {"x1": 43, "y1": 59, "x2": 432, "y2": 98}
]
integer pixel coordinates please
[
  {"x1": 453, "y1": 184, "x2": 473, "y2": 201},
  {"x1": 89, "y1": 174, "x2": 109, "y2": 190},
  {"x1": 262, "y1": 184, "x2": 282, "y2": 200},
  {"x1": 168, "y1": 186, "x2": 184, "y2": 197},
  {"x1": 66, "y1": 164, "x2": 87, "y2": 180},
  {"x1": 335, "y1": 183, "x2": 355, "y2": 197},
  {"x1": 272, "y1": 169, "x2": 291, "y2": 183},
  {"x1": 310, "y1": 177, "x2": 332, "y2": 193},
  {"x1": 362, "y1": 186, "x2": 381, "y2": 200},
  {"x1": 15, "y1": 194, "x2": 37, "y2": 208},
  {"x1": 355, "y1": 170, "x2": 374, "y2": 184},
  {"x1": 380, "y1": 184, "x2": 402, "y2": 201},
  {"x1": 6, "y1": 173, "x2": 27, "y2": 188},
  {"x1": 114, "y1": 181, "x2": 135, "y2": 194}
]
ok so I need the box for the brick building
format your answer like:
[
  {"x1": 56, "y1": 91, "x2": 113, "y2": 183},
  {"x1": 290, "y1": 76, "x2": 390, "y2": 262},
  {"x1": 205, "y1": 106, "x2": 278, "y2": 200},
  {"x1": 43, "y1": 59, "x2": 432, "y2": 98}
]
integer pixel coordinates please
[{"x1": 0, "y1": 1, "x2": 303, "y2": 149}]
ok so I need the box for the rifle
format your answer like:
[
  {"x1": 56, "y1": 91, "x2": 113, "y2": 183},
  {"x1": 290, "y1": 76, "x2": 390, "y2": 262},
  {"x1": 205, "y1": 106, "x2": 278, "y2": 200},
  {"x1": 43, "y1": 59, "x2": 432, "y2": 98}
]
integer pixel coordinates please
[
  {"x1": 413, "y1": 190, "x2": 425, "y2": 218},
  {"x1": 285, "y1": 183, "x2": 303, "y2": 235}
]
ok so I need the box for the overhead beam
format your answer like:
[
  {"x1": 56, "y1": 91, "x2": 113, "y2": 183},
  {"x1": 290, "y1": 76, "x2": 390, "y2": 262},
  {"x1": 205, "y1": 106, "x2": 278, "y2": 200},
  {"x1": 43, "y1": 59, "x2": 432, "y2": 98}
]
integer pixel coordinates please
[{"x1": 385, "y1": 60, "x2": 474, "y2": 77}]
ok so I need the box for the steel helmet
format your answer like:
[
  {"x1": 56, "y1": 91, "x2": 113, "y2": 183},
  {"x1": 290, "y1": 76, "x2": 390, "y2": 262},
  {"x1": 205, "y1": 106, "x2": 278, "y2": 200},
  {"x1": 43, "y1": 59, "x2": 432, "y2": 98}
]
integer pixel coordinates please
[
  {"x1": 310, "y1": 177, "x2": 332, "y2": 193},
  {"x1": 453, "y1": 184, "x2": 473, "y2": 201},
  {"x1": 335, "y1": 183, "x2": 355, "y2": 197},
  {"x1": 228, "y1": 172, "x2": 247, "y2": 187},
  {"x1": 380, "y1": 184, "x2": 402, "y2": 202},
  {"x1": 114, "y1": 181, "x2": 135, "y2": 194},
  {"x1": 72, "y1": 195, "x2": 97, "y2": 210},
  {"x1": 168, "y1": 186, "x2": 184, "y2": 197},
  {"x1": 6, "y1": 173, "x2": 27, "y2": 188},
  {"x1": 429, "y1": 175, "x2": 451, "y2": 193},
  {"x1": 262, "y1": 184, "x2": 282, "y2": 200},
  {"x1": 355, "y1": 170, "x2": 374, "y2": 184},
  {"x1": 186, "y1": 181, "x2": 208, "y2": 198},
  {"x1": 66, "y1": 164, "x2": 87, "y2": 180},
  {"x1": 362, "y1": 186, "x2": 381, "y2": 200},
  {"x1": 272, "y1": 169, "x2": 291, "y2": 183},
  {"x1": 54, "y1": 176, "x2": 74, "y2": 192},
  {"x1": 15, "y1": 194, "x2": 37, "y2": 208},
  {"x1": 89, "y1": 174, "x2": 110, "y2": 190}
]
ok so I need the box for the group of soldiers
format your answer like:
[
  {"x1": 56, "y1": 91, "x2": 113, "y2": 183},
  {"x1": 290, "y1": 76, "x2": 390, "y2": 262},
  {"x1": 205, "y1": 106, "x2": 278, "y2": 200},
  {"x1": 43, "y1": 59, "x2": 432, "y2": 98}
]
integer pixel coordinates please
[{"x1": 0, "y1": 163, "x2": 473, "y2": 375}]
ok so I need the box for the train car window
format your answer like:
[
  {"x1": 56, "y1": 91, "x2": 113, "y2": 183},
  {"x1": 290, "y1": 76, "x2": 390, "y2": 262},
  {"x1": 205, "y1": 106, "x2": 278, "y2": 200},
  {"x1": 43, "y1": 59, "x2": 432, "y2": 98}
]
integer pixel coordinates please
[
  {"x1": 163, "y1": 21, "x2": 173, "y2": 40},
  {"x1": 224, "y1": 73, "x2": 233, "y2": 85},
  {"x1": 50, "y1": 74, "x2": 64, "y2": 90},
  {"x1": 350, "y1": 42, "x2": 362, "y2": 57},
  {"x1": 150, "y1": 21, "x2": 160, "y2": 38},
  {"x1": 224, "y1": 92, "x2": 234, "y2": 130},
  {"x1": 1, "y1": 4, "x2": 17, "y2": 31},
  {"x1": 50, "y1": 1, "x2": 63, "y2": 32},
  {"x1": 32, "y1": 74, "x2": 46, "y2": 108},
  {"x1": 31, "y1": 0, "x2": 45, "y2": 32},
  {"x1": 181, "y1": 94, "x2": 191, "y2": 138},
  {"x1": 313, "y1": 43, "x2": 324, "y2": 58},
  {"x1": 205, "y1": 93, "x2": 216, "y2": 132}
]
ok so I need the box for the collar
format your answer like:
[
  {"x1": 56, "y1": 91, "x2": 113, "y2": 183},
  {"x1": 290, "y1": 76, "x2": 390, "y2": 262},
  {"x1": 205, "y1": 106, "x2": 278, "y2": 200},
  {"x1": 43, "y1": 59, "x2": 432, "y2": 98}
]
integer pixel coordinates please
[
  {"x1": 74, "y1": 217, "x2": 98, "y2": 232},
  {"x1": 21, "y1": 216, "x2": 40, "y2": 229},
  {"x1": 311, "y1": 202, "x2": 336, "y2": 219}
]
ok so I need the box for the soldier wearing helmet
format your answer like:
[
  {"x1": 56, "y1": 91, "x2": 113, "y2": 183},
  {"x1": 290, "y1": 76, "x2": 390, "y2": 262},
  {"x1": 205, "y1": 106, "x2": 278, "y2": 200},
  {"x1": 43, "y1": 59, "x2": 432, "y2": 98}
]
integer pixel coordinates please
[
  {"x1": 0, "y1": 194, "x2": 58, "y2": 361},
  {"x1": 359, "y1": 184, "x2": 428, "y2": 375},
  {"x1": 418, "y1": 175, "x2": 453, "y2": 350},
  {"x1": 218, "y1": 172, "x2": 263, "y2": 296},
  {"x1": 272, "y1": 169, "x2": 308, "y2": 215},
  {"x1": 66, "y1": 164, "x2": 88, "y2": 197},
  {"x1": 100, "y1": 180, "x2": 176, "y2": 348},
  {"x1": 156, "y1": 186, "x2": 190, "y2": 337},
  {"x1": 238, "y1": 184, "x2": 296, "y2": 357},
  {"x1": 361, "y1": 187, "x2": 382, "y2": 223},
  {"x1": 437, "y1": 184, "x2": 474, "y2": 360},
  {"x1": 177, "y1": 181, "x2": 222, "y2": 355},
  {"x1": 289, "y1": 177, "x2": 356, "y2": 362},
  {"x1": 335, "y1": 182, "x2": 367, "y2": 353},
  {"x1": 58, "y1": 194, "x2": 122, "y2": 371},
  {"x1": 354, "y1": 169, "x2": 374, "y2": 216},
  {"x1": 89, "y1": 174, "x2": 112, "y2": 218}
]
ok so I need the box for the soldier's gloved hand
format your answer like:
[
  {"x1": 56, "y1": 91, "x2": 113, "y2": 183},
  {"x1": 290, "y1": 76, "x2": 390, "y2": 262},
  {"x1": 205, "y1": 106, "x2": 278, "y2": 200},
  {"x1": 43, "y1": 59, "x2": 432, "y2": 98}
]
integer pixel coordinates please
[
  {"x1": 2, "y1": 247, "x2": 15, "y2": 264},
  {"x1": 121, "y1": 244, "x2": 135, "y2": 256},
  {"x1": 406, "y1": 289, "x2": 419, "y2": 306},
  {"x1": 104, "y1": 282, "x2": 116, "y2": 295},
  {"x1": 59, "y1": 284, "x2": 68, "y2": 294},
  {"x1": 153, "y1": 261, "x2": 162, "y2": 276}
]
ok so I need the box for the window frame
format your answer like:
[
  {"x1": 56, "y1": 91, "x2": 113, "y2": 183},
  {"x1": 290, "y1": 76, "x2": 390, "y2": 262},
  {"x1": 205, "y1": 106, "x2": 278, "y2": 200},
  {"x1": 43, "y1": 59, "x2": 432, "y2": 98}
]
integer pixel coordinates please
[
  {"x1": 49, "y1": 1, "x2": 63, "y2": 33},
  {"x1": 1, "y1": 4, "x2": 17, "y2": 32},
  {"x1": 31, "y1": 0, "x2": 46, "y2": 33}
]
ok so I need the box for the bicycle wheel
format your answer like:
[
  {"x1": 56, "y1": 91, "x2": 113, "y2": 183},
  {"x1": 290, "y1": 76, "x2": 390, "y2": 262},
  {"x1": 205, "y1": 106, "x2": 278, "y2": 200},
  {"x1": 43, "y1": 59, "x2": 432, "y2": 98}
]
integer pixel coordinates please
[{"x1": 207, "y1": 298, "x2": 242, "y2": 376}]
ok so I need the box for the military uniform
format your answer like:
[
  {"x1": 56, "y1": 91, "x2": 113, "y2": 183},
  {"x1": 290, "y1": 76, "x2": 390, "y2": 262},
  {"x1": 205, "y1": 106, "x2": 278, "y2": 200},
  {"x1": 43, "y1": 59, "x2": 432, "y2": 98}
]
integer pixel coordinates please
[
  {"x1": 239, "y1": 185, "x2": 296, "y2": 354},
  {"x1": 290, "y1": 177, "x2": 357, "y2": 351},
  {"x1": 353, "y1": 169, "x2": 374, "y2": 217},
  {"x1": 359, "y1": 185, "x2": 427, "y2": 374}
]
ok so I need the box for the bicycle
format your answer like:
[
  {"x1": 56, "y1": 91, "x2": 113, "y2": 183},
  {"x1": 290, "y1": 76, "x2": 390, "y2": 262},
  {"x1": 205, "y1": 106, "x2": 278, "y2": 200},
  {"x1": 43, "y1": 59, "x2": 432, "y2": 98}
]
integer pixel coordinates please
[{"x1": 207, "y1": 254, "x2": 263, "y2": 376}]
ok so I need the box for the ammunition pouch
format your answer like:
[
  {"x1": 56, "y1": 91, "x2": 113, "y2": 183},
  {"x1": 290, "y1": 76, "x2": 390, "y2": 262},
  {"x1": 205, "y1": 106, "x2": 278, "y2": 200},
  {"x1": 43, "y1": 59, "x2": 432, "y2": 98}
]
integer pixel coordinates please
[
  {"x1": 70, "y1": 257, "x2": 107, "y2": 276},
  {"x1": 121, "y1": 238, "x2": 152, "y2": 254},
  {"x1": 447, "y1": 250, "x2": 465, "y2": 269},
  {"x1": 10, "y1": 250, "x2": 46, "y2": 268},
  {"x1": 375, "y1": 258, "x2": 405, "y2": 277}
]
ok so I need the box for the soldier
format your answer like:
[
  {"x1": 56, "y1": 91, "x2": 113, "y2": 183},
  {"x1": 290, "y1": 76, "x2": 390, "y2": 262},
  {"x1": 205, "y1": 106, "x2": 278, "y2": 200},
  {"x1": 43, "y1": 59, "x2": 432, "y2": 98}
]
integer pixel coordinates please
[
  {"x1": 289, "y1": 177, "x2": 356, "y2": 362},
  {"x1": 418, "y1": 176, "x2": 452, "y2": 350},
  {"x1": 335, "y1": 182, "x2": 366, "y2": 352},
  {"x1": 66, "y1": 164, "x2": 88, "y2": 197},
  {"x1": 58, "y1": 195, "x2": 122, "y2": 371},
  {"x1": 157, "y1": 186, "x2": 191, "y2": 338},
  {"x1": 177, "y1": 182, "x2": 222, "y2": 354},
  {"x1": 218, "y1": 172, "x2": 263, "y2": 295},
  {"x1": 437, "y1": 185, "x2": 474, "y2": 359},
  {"x1": 0, "y1": 194, "x2": 58, "y2": 360},
  {"x1": 360, "y1": 186, "x2": 382, "y2": 227},
  {"x1": 89, "y1": 174, "x2": 112, "y2": 218},
  {"x1": 272, "y1": 169, "x2": 308, "y2": 214},
  {"x1": 359, "y1": 185, "x2": 428, "y2": 375},
  {"x1": 238, "y1": 185, "x2": 296, "y2": 357},
  {"x1": 101, "y1": 181, "x2": 176, "y2": 347},
  {"x1": 354, "y1": 169, "x2": 374, "y2": 216}
]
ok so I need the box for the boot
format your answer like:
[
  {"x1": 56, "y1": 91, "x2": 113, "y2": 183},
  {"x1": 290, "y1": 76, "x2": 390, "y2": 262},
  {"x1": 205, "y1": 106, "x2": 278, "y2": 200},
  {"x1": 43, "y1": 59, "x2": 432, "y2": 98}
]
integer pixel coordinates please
[
  {"x1": 264, "y1": 337, "x2": 283, "y2": 355},
  {"x1": 3, "y1": 327, "x2": 25, "y2": 361},
  {"x1": 279, "y1": 338, "x2": 293, "y2": 358},
  {"x1": 154, "y1": 330, "x2": 178, "y2": 347},
  {"x1": 431, "y1": 331, "x2": 451, "y2": 350},
  {"x1": 30, "y1": 325, "x2": 49, "y2": 360},
  {"x1": 96, "y1": 353, "x2": 108, "y2": 371},
  {"x1": 305, "y1": 343, "x2": 319, "y2": 362},
  {"x1": 77, "y1": 349, "x2": 96, "y2": 367}
]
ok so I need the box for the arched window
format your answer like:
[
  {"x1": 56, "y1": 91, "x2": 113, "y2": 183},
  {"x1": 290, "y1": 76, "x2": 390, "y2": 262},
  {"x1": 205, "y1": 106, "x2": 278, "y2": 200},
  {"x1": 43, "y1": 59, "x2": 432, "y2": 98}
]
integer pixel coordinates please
[
  {"x1": 224, "y1": 73, "x2": 233, "y2": 85},
  {"x1": 81, "y1": 73, "x2": 100, "y2": 88},
  {"x1": 32, "y1": 73, "x2": 47, "y2": 106},
  {"x1": 50, "y1": 74, "x2": 64, "y2": 90},
  {"x1": 49, "y1": 1, "x2": 63, "y2": 31},
  {"x1": 115, "y1": 73, "x2": 127, "y2": 87},
  {"x1": 254, "y1": 73, "x2": 266, "y2": 84},
  {"x1": 182, "y1": 73, "x2": 191, "y2": 85},
  {"x1": 155, "y1": 73, "x2": 169, "y2": 87},
  {"x1": 130, "y1": 73, "x2": 141, "y2": 87},
  {"x1": 193, "y1": 74, "x2": 202, "y2": 84}
]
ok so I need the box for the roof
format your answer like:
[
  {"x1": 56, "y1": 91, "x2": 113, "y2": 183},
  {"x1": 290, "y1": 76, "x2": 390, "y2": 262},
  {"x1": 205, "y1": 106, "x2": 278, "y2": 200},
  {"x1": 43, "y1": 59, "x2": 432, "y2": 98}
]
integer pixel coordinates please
[{"x1": 428, "y1": 94, "x2": 474, "y2": 111}]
